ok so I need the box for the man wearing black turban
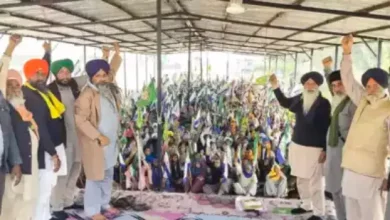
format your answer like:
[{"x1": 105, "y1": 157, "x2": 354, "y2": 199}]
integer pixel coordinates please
[
  {"x1": 322, "y1": 57, "x2": 356, "y2": 220},
  {"x1": 340, "y1": 34, "x2": 390, "y2": 220},
  {"x1": 269, "y1": 71, "x2": 331, "y2": 220}
]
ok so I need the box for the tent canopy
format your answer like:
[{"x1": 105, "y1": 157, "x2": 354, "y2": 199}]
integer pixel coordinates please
[{"x1": 0, "y1": 0, "x2": 389, "y2": 56}]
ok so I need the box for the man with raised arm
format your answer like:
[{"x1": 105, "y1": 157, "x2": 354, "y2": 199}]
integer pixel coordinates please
[
  {"x1": 269, "y1": 71, "x2": 331, "y2": 220},
  {"x1": 340, "y1": 34, "x2": 390, "y2": 220},
  {"x1": 322, "y1": 56, "x2": 356, "y2": 220},
  {"x1": 0, "y1": 35, "x2": 23, "y2": 217},
  {"x1": 75, "y1": 52, "x2": 122, "y2": 220},
  {"x1": 48, "y1": 43, "x2": 121, "y2": 220}
]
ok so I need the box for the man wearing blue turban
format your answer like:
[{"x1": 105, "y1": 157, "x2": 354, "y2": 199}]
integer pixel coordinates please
[{"x1": 74, "y1": 46, "x2": 123, "y2": 220}]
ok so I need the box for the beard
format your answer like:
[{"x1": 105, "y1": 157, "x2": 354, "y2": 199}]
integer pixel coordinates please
[
  {"x1": 96, "y1": 82, "x2": 120, "y2": 97},
  {"x1": 302, "y1": 89, "x2": 319, "y2": 113},
  {"x1": 56, "y1": 78, "x2": 71, "y2": 86},
  {"x1": 331, "y1": 93, "x2": 346, "y2": 114},
  {"x1": 7, "y1": 91, "x2": 25, "y2": 108},
  {"x1": 365, "y1": 90, "x2": 386, "y2": 104},
  {"x1": 30, "y1": 80, "x2": 48, "y2": 94}
]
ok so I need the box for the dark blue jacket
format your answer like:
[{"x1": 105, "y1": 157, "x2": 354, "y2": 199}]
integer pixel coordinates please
[
  {"x1": 0, "y1": 93, "x2": 22, "y2": 172},
  {"x1": 9, "y1": 104, "x2": 33, "y2": 174},
  {"x1": 273, "y1": 88, "x2": 331, "y2": 151},
  {"x1": 22, "y1": 86, "x2": 65, "y2": 169}
]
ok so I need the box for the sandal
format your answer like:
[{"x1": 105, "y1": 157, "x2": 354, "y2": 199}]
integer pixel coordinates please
[
  {"x1": 91, "y1": 214, "x2": 107, "y2": 220},
  {"x1": 102, "y1": 208, "x2": 121, "y2": 219}
]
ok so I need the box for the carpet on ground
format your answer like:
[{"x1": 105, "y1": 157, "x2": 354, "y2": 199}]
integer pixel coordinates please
[{"x1": 67, "y1": 190, "x2": 336, "y2": 220}]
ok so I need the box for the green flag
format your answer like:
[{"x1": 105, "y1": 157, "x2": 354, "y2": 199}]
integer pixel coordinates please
[
  {"x1": 136, "y1": 81, "x2": 157, "y2": 108},
  {"x1": 255, "y1": 75, "x2": 269, "y2": 86}
]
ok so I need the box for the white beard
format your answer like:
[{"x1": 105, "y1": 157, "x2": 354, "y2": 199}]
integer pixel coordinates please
[
  {"x1": 365, "y1": 90, "x2": 386, "y2": 104},
  {"x1": 302, "y1": 89, "x2": 319, "y2": 114},
  {"x1": 331, "y1": 94, "x2": 346, "y2": 115}
]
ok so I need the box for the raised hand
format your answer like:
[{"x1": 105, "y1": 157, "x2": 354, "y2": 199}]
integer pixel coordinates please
[
  {"x1": 322, "y1": 56, "x2": 333, "y2": 69},
  {"x1": 43, "y1": 41, "x2": 51, "y2": 53},
  {"x1": 9, "y1": 34, "x2": 22, "y2": 46},
  {"x1": 113, "y1": 42, "x2": 120, "y2": 54},
  {"x1": 102, "y1": 45, "x2": 110, "y2": 60},
  {"x1": 269, "y1": 74, "x2": 279, "y2": 89},
  {"x1": 341, "y1": 34, "x2": 353, "y2": 55}
]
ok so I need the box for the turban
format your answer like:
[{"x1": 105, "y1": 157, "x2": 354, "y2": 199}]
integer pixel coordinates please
[
  {"x1": 7, "y1": 69, "x2": 22, "y2": 86},
  {"x1": 51, "y1": 59, "x2": 74, "y2": 75},
  {"x1": 85, "y1": 59, "x2": 110, "y2": 79},
  {"x1": 361, "y1": 68, "x2": 389, "y2": 88},
  {"x1": 300, "y1": 71, "x2": 324, "y2": 86},
  {"x1": 328, "y1": 70, "x2": 341, "y2": 84},
  {"x1": 23, "y1": 59, "x2": 49, "y2": 80}
]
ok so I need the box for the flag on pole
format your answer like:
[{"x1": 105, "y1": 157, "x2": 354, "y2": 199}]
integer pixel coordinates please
[
  {"x1": 136, "y1": 80, "x2": 157, "y2": 108},
  {"x1": 183, "y1": 150, "x2": 191, "y2": 184}
]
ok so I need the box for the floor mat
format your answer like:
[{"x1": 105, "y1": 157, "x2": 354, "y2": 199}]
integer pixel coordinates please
[{"x1": 68, "y1": 191, "x2": 336, "y2": 220}]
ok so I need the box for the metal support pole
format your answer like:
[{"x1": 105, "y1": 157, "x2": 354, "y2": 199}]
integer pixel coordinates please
[
  {"x1": 263, "y1": 56, "x2": 266, "y2": 74},
  {"x1": 187, "y1": 30, "x2": 192, "y2": 105},
  {"x1": 334, "y1": 46, "x2": 339, "y2": 70},
  {"x1": 83, "y1": 45, "x2": 87, "y2": 67},
  {"x1": 268, "y1": 56, "x2": 272, "y2": 72},
  {"x1": 206, "y1": 51, "x2": 209, "y2": 81},
  {"x1": 275, "y1": 56, "x2": 278, "y2": 73},
  {"x1": 123, "y1": 53, "x2": 127, "y2": 92},
  {"x1": 154, "y1": 55, "x2": 157, "y2": 79},
  {"x1": 226, "y1": 53, "x2": 229, "y2": 80},
  {"x1": 145, "y1": 56, "x2": 148, "y2": 85},
  {"x1": 200, "y1": 43, "x2": 203, "y2": 82},
  {"x1": 156, "y1": 0, "x2": 163, "y2": 159},
  {"x1": 378, "y1": 39, "x2": 383, "y2": 68},
  {"x1": 294, "y1": 52, "x2": 298, "y2": 86},
  {"x1": 283, "y1": 55, "x2": 286, "y2": 76},
  {"x1": 135, "y1": 54, "x2": 139, "y2": 92},
  {"x1": 310, "y1": 49, "x2": 314, "y2": 71}
]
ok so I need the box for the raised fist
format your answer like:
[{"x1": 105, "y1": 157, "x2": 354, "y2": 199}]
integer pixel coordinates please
[
  {"x1": 43, "y1": 41, "x2": 51, "y2": 52},
  {"x1": 341, "y1": 34, "x2": 353, "y2": 55},
  {"x1": 269, "y1": 74, "x2": 279, "y2": 89},
  {"x1": 322, "y1": 56, "x2": 333, "y2": 68},
  {"x1": 9, "y1": 35, "x2": 22, "y2": 45}
]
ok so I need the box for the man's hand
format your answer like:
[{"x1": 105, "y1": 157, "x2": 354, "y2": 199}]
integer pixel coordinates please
[
  {"x1": 322, "y1": 56, "x2": 333, "y2": 69},
  {"x1": 9, "y1": 35, "x2": 22, "y2": 46},
  {"x1": 43, "y1": 41, "x2": 51, "y2": 53},
  {"x1": 113, "y1": 42, "x2": 120, "y2": 54},
  {"x1": 318, "y1": 151, "x2": 326, "y2": 163},
  {"x1": 52, "y1": 155, "x2": 61, "y2": 172},
  {"x1": 269, "y1": 74, "x2": 279, "y2": 89},
  {"x1": 102, "y1": 46, "x2": 110, "y2": 60},
  {"x1": 341, "y1": 34, "x2": 353, "y2": 55},
  {"x1": 97, "y1": 135, "x2": 110, "y2": 147},
  {"x1": 11, "y1": 165, "x2": 22, "y2": 186}
]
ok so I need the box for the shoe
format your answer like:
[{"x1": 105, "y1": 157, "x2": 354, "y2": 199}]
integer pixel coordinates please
[
  {"x1": 51, "y1": 211, "x2": 69, "y2": 220},
  {"x1": 307, "y1": 215, "x2": 322, "y2": 220},
  {"x1": 291, "y1": 207, "x2": 312, "y2": 215},
  {"x1": 64, "y1": 203, "x2": 84, "y2": 210}
]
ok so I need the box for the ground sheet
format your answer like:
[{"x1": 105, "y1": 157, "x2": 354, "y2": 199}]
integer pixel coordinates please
[{"x1": 68, "y1": 191, "x2": 336, "y2": 220}]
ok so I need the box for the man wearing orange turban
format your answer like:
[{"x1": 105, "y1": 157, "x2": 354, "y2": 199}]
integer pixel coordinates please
[{"x1": 21, "y1": 42, "x2": 66, "y2": 220}]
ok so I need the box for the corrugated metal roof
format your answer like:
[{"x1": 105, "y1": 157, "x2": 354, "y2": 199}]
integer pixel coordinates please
[{"x1": 0, "y1": 0, "x2": 388, "y2": 54}]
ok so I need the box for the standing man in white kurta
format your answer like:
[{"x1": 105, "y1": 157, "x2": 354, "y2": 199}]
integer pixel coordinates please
[
  {"x1": 269, "y1": 72, "x2": 331, "y2": 220},
  {"x1": 340, "y1": 34, "x2": 390, "y2": 220},
  {"x1": 323, "y1": 57, "x2": 356, "y2": 220}
]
